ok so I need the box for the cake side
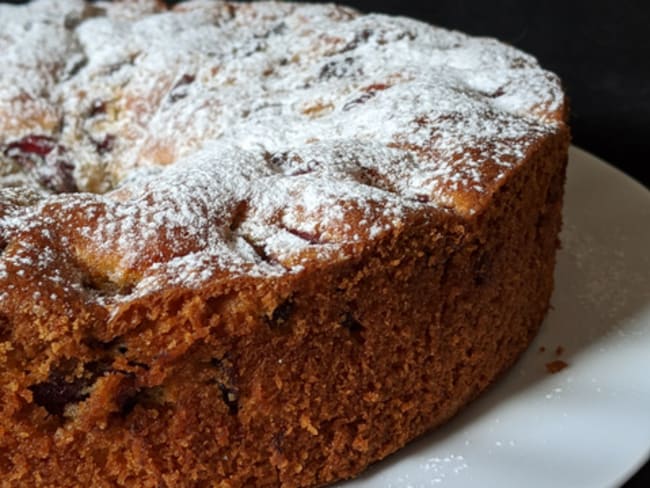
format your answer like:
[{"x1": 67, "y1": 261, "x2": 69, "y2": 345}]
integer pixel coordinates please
[{"x1": 0, "y1": 127, "x2": 569, "y2": 487}]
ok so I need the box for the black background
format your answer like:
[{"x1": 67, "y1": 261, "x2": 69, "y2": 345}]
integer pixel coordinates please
[
  {"x1": 340, "y1": 2, "x2": 649, "y2": 486},
  {"x1": 3, "y1": 0, "x2": 649, "y2": 485},
  {"x1": 341, "y1": 2, "x2": 649, "y2": 486}
]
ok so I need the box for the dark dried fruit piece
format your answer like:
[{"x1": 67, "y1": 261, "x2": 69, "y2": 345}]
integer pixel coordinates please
[
  {"x1": 93, "y1": 134, "x2": 115, "y2": 155},
  {"x1": 0, "y1": 314, "x2": 10, "y2": 342},
  {"x1": 263, "y1": 150, "x2": 287, "y2": 170},
  {"x1": 64, "y1": 54, "x2": 88, "y2": 79},
  {"x1": 210, "y1": 357, "x2": 239, "y2": 414},
  {"x1": 218, "y1": 383, "x2": 239, "y2": 414},
  {"x1": 3, "y1": 135, "x2": 77, "y2": 193},
  {"x1": 243, "y1": 41, "x2": 267, "y2": 57},
  {"x1": 341, "y1": 313, "x2": 365, "y2": 344},
  {"x1": 175, "y1": 73, "x2": 196, "y2": 88},
  {"x1": 34, "y1": 158, "x2": 77, "y2": 193},
  {"x1": 28, "y1": 361, "x2": 111, "y2": 417},
  {"x1": 339, "y1": 29, "x2": 373, "y2": 53},
  {"x1": 272, "y1": 431, "x2": 285, "y2": 453},
  {"x1": 263, "y1": 151, "x2": 312, "y2": 176},
  {"x1": 473, "y1": 251, "x2": 491, "y2": 286},
  {"x1": 482, "y1": 87, "x2": 506, "y2": 98},
  {"x1": 29, "y1": 360, "x2": 126, "y2": 417},
  {"x1": 246, "y1": 236, "x2": 272, "y2": 262},
  {"x1": 267, "y1": 298, "x2": 295, "y2": 329},
  {"x1": 396, "y1": 30, "x2": 417, "y2": 42},
  {"x1": 29, "y1": 372, "x2": 90, "y2": 416},
  {"x1": 88, "y1": 99, "x2": 107, "y2": 118},
  {"x1": 254, "y1": 22, "x2": 286, "y2": 39},
  {"x1": 511, "y1": 57, "x2": 530, "y2": 69},
  {"x1": 168, "y1": 74, "x2": 196, "y2": 102},
  {"x1": 284, "y1": 227, "x2": 320, "y2": 245},
  {"x1": 5, "y1": 135, "x2": 57, "y2": 162},
  {"x1": 319, "y1": 57, "x2": 356, "y2": 81},
  {"x1": 343, "y1": 91, "x2": 376, "y2": 111}
]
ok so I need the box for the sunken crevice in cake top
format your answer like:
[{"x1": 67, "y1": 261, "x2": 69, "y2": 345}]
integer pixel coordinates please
[{"x1": 0, "y1": 0, "x2": 566, "y2": 302}]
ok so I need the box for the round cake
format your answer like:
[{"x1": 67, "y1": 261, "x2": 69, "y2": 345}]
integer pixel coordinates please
[{"x1": 0, "y1": 0, "x2": 569, "y2": 486}]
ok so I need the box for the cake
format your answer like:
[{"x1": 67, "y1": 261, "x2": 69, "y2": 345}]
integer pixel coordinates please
[{"x1": 0, "y1": 0, "x2": 569, "y2": 486}]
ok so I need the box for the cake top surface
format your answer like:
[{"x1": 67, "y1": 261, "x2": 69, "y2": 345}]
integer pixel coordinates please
[{"x1": 0, "y1": 0, "x2": 566, "y2": 306}]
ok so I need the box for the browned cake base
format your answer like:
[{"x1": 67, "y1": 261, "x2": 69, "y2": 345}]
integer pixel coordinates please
[{"x1": 1, "y1": 131, "x2": 568, "y2": 486}]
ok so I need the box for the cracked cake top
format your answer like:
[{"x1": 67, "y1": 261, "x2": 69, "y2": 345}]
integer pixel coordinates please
[{"x1": 0, "y1": 0, "x2": 566, "y2": 305}]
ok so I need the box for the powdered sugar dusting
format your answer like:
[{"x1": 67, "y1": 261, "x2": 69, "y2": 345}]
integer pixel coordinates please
[{"x1": 0, "y1": 0, "x2": 565, "y2": 302}]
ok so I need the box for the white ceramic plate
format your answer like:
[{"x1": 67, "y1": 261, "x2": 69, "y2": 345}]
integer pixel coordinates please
[{"x1": 338, "y1": 146, "x2": 650, "y2": 488}]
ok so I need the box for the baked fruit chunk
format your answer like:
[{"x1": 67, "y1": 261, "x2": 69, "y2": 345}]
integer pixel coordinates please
[{"x1": 0, "y1": 1, "x2": 569, "y2": 486}]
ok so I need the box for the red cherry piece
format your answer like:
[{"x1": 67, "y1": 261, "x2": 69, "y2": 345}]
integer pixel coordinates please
[{"x1": 5, "y1": 135, "x2": 57, "y2": 158}]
